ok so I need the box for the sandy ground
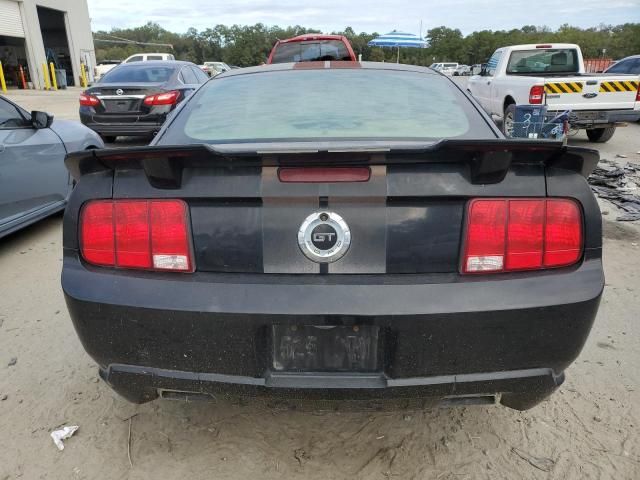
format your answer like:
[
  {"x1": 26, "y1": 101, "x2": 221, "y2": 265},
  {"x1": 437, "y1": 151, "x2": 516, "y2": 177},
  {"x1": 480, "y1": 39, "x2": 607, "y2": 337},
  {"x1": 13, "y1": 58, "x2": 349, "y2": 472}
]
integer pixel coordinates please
[{"x1": 0, "y1": 88, "x2": 639, "y2": 479}]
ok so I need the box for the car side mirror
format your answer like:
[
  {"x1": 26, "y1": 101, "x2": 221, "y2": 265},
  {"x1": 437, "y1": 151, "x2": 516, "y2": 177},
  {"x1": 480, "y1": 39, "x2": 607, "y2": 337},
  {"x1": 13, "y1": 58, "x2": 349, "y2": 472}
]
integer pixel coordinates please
[
  {"x1": 480, "y1": 66, "x2": 487, "y2": 76},
  {"x1": 31, "y1": 111, "x2": 54, "y2": 129}
]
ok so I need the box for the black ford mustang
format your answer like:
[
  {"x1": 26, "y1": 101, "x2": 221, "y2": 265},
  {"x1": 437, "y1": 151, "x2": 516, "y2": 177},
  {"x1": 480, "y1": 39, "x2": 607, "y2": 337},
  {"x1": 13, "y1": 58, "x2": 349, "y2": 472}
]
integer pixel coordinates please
[{"x1": 63, "y1": 62, "x2": 603, "y2": 410}]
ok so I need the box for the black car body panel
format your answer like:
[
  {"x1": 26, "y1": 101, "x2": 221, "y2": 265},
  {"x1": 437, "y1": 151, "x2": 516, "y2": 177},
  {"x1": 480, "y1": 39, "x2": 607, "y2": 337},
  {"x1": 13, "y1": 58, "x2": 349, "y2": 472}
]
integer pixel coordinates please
[
  {"x1": 63, "y1": 137, "x2": 603, "y2": 410},
  {"x1": 63, "y1": 63, "x2": 603, "y2": 409},
  {"x1": 79, "y1": 61, "x2": 208, "y2": 138}
]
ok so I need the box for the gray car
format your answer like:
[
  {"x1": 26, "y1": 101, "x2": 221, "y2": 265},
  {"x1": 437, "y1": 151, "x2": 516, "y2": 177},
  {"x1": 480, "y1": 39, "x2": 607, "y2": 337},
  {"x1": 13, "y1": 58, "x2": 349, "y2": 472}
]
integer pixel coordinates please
[
  {"x1": 604, "y1": 54, "x2": 640, "y2": 74},
  {"x1": 0, "y1": 95, "x2": 103, "y2": 238}
]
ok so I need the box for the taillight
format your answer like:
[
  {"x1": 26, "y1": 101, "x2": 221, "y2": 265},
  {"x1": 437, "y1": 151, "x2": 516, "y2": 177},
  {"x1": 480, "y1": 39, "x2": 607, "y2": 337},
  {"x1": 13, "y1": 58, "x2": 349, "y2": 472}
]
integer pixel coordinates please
[
  {"x1": 529, "y1": 85, "x2": 544, "y2": 104},
  {"x1": 636, "y1": 83, "x2": 640, "y2": 102},
  {"x1": 462, "y1": 198, "x2": 582, "y2": 274},
  {"x1": 143, "y1": 90, "x2": 180, "y2": 106},
  {"x1": 79, "y1": 93, "x2": 100, "y2": 107},
  {"x1": 80, "y1": 199, "x2": 193, "y2": 272}
]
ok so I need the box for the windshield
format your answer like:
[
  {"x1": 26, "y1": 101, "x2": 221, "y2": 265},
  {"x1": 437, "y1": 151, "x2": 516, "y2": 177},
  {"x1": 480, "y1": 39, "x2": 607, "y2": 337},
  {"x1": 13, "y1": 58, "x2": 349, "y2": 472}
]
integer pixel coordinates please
[
  {"x1": 506, "y1": 49, "x2": 579, "y2": 74},
  {"x1": 100, "y1": 65, "x2": 176, "y2": 83},
  {"x1": 271, "y1": 40, "x2": 351, "y2": 63},
  {"x1": 160, "y1": 69, "x2": 494, "y2": 144}
]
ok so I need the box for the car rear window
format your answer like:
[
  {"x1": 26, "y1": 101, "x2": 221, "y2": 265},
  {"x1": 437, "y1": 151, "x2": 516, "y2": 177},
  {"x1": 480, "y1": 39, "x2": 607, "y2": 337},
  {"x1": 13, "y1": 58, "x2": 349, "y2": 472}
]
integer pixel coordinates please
[
  {"x1": 506, "y1": 49, "x2": 579, "y2": 74},
  {"x1": 101, "y1": 65, "x2": 176, "y2": 83},
  {"x1": 161, "y1": 69, "x2": 494, "y2": 144},
  {"x1": 271, "y1": 40, "x2": 351, "y2": 63}
]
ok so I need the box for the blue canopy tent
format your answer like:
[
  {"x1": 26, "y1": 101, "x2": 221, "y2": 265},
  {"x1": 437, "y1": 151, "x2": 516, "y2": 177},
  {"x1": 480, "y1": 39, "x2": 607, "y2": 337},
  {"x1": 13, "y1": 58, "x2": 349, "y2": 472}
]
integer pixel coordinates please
[{"x1": 367, "y1": 31, "x2": 427, "y2": 63}]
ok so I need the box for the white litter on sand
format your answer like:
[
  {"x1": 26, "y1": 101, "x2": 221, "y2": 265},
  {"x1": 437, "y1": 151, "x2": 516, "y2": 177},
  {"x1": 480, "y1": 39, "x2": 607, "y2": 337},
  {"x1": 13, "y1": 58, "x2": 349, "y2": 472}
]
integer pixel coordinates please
[{"x1": 51, "y1": 426, "x2": 79, "y2": 451}]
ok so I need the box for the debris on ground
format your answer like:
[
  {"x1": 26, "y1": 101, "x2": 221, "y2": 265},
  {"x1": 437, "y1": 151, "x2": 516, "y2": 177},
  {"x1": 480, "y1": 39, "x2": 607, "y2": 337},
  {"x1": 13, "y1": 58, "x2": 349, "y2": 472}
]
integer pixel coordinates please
[
  {"x1": 294, "y1": 448, "x2": 309, "y2": 466},
  {"x1": 588, "y1": 159, "x2": 640, "y2": 221},
  {"x1": 51, "y1": 425, "x2": 79, "y2": 451},
  {"x1": 7, "y1": 357, "x2": 17, "y2": 367},
  {"x1": 511, "y1": 447, "x2": 555, "y2": 472}
]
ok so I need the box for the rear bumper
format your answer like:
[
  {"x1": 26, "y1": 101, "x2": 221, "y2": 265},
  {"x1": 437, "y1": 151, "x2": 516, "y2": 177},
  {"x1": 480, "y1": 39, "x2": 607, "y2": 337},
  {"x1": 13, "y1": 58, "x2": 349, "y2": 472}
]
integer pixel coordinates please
[
  {"x1": 101, "y1": 364, "x2": 565, "y2": 410},
  {"x1": 551, "y1": 109, "x2": 640, "y2": 127},
  {"x1": 63, "y1": 254, "x2": 604, "y2": 410},
  {"x1": 79, "y1": 112, "x2": 164, "y2": 136}
]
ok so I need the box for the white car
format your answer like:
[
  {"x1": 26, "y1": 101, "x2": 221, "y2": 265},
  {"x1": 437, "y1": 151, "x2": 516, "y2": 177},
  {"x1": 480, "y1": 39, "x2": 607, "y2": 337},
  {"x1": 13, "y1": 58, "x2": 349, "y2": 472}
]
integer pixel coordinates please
[
  {"x1": 94, "y1": 60, "x2": 121, "y2": 81},
  {"x1": 467, "y1": 43, "x2": 640, "y2": 142},
  {"x1": 429, "y1": 62, "x2": 459, "y2": 76},
  {"x1": 123, "y1": 53, "x2": 175, "y2": 63},
  {"x1": 453, "y1": 65, "x2": 471, "y2": 76},
  {"x1": 203, "y1": 61, "x2": 231, "y2": 77}
]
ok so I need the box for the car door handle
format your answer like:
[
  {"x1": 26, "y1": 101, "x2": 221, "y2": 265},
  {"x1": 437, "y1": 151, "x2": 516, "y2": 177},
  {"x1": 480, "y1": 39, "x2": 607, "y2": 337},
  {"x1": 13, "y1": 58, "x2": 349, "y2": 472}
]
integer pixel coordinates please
[{"x1": 487, "y1": 81, "x2": 491, "y2": 85}]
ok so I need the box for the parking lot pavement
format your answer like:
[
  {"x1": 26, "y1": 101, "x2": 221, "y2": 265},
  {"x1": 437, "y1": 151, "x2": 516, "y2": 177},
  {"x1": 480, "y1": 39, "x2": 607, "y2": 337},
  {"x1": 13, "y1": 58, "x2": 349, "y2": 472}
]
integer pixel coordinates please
[{"x1": 1, "y1": 92, "x2": 639, "y2": 480}]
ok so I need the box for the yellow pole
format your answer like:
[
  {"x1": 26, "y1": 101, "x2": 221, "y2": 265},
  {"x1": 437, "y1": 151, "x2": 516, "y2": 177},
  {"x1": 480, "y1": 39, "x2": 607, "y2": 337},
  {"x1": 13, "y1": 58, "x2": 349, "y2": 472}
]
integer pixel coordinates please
[
  {"x1": 49, "y1": 62, "x2": 58, "y2": 90},
  {"x1": 0, "y1": 61, "x2": 7, "y2": 93},
  {"x1": 80, "y1": 63, "x2": 88, "y2": 88},
  {"x1": 42, "y1": 63, "x2": 51, "y2": 90}
]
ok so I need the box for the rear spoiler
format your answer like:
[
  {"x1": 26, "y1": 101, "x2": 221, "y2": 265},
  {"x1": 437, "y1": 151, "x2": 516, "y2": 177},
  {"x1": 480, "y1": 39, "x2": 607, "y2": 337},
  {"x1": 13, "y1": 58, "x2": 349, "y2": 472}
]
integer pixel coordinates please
[{"x1": 66, "y1": 139, "x2": 599, "y2": 189}]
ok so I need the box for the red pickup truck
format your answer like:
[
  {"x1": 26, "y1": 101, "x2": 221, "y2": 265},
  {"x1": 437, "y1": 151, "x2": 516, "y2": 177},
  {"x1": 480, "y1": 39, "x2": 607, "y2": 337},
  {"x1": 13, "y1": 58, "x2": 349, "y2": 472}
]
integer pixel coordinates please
[{"x1": 267, "y1": 34, "x2": 356, "y2": 64}]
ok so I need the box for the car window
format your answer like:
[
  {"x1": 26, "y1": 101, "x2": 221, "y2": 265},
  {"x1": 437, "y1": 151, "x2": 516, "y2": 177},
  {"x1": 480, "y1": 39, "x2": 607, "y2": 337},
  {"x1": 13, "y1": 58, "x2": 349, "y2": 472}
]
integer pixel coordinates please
[
  {"x1": 444, "y1": 64, "x2": 457, "y2": 68},
  {"x1": 180, "y1": 66, "x2": 198, "y2": 84},
  {"x1": 486, "y1": 50, "x2": 502, "y2": 76},
  {"x1": 0, "y1": 98, "x2": 27, "y2": 129},
  {"x1": 506, "y1": 49, "x2": 579, "y2": 74},
  {"x1": 161, "y1": 69, "x2": 495, "y2": 144},
  {"x1": 271, "y1": 40, "x2": 351, "y2": 63},
  {"x1": 126, "y1": 55, "x2": 144, "y2": 63},
  {"x1": 101, "y1": 65, "x2": 177, "y2": 83},
  {"x1": 147, "y1": 55, "x2": 164, "y2": 61},
  {"x1": 191, "y1": 66, "x2": 209, "y2": 83},
  {"x1": 606, "y1": 58, "x2": 640, "y2": 74}
]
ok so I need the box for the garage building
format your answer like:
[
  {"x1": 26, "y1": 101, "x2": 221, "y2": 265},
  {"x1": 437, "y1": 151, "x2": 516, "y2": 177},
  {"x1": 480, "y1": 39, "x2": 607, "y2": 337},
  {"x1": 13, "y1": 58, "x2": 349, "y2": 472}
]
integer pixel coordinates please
[{"x1": 0, "y1": 0, "x2": 95, "y2": 89}]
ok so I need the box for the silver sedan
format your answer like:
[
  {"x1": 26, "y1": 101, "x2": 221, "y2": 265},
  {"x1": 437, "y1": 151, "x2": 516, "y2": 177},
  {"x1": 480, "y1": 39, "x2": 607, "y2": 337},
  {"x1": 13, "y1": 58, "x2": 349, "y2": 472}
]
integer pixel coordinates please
[{"x1": 0, "y1": 95, "x2": 103, "y2": 238}]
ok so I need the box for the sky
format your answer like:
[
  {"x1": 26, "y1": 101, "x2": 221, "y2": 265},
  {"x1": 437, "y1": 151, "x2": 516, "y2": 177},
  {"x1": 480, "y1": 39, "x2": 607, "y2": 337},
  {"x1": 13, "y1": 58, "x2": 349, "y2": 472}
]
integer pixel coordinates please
[{"x1": 86, "y1": 0, "x2": 640, "y2": 35}]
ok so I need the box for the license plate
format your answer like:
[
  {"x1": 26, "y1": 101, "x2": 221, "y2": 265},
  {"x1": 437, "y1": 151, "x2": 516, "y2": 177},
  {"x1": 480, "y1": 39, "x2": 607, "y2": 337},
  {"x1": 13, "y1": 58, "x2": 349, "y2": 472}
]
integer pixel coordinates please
[
  {"x1": 104, "y1": 100, "x2": 134, "y2": 112},
  {"x1": 575, "y1": 111, "x2": 603, "y2": 121},
  {"x1": 272, "y1": 325, "x2": 379, "y2": 372}
]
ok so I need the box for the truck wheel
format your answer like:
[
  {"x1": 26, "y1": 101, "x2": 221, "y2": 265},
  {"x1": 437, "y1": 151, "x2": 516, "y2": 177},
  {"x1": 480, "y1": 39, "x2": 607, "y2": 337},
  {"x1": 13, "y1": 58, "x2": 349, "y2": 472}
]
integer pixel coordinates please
[
  {"x1": 586, "y1": 126, "x2": 616, "y2": 143},
  {"x1": 502, "y1": 104, "x2": 516, "y2": 137}
]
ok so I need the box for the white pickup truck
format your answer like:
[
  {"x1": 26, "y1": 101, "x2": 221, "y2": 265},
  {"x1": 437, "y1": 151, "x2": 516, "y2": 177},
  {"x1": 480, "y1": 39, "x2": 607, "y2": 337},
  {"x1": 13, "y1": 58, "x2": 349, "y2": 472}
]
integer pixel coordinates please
[{"x1": 468, "y1": 43, "x2": 640, "y2": 142}]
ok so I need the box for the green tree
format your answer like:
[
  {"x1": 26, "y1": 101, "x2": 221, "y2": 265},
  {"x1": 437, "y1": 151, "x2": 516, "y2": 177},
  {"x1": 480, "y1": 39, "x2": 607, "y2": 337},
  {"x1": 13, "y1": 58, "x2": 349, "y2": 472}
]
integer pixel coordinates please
[{"x1": 94, "y1": 22, "x2": 640, "y2": 67}]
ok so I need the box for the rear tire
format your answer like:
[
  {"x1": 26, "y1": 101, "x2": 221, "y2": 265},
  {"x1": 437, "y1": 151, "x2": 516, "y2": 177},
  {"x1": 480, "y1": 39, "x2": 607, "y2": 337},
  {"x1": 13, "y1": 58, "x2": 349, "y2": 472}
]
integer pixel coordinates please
[
  {"x1": 100, "y1": 135, "x2": 117, "y2": 143},
  {"x1": 502, "y1": 104, "x2": 516, "y2": 137},
  {"x1": 586, "y1": 126, "x2": 616, "y2": 143}
]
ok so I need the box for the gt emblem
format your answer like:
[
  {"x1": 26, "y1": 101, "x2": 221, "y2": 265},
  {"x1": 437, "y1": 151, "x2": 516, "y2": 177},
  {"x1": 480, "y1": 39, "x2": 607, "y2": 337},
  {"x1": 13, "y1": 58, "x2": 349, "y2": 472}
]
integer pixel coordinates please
[
  {"x1": 116, "y1": 89, "x2": 124, "y2": 95},
  {"x1": 313, "y1": 232, "x2": 336, "y2": 243},
  {"x1": 298, "y1": 211, "x2": 351, "y2": 263}
]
